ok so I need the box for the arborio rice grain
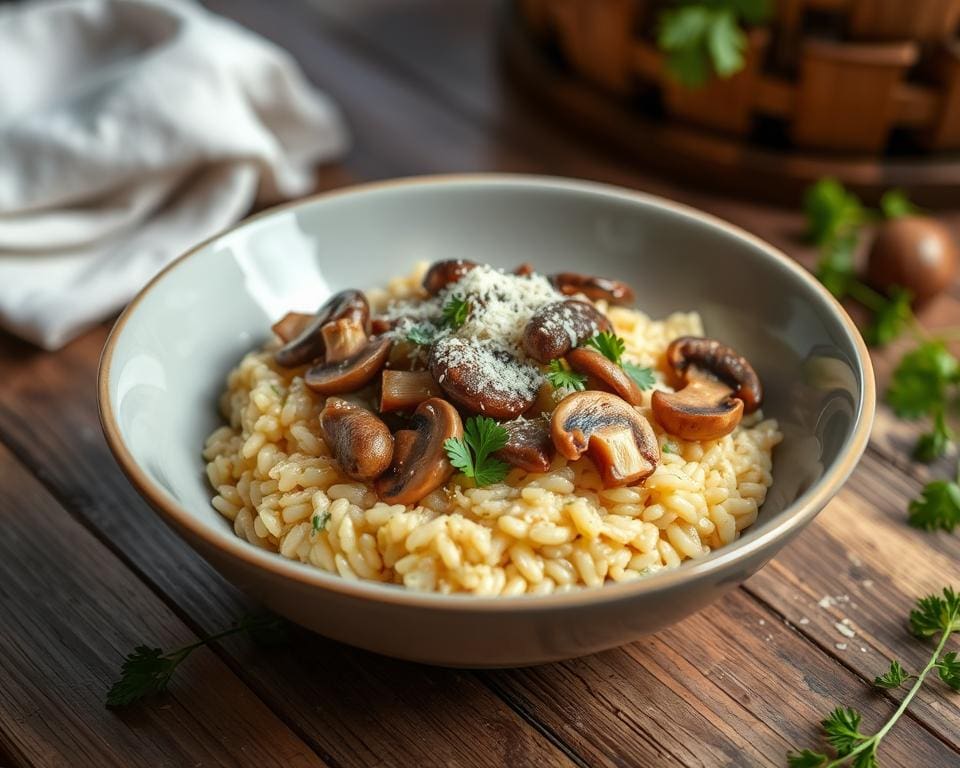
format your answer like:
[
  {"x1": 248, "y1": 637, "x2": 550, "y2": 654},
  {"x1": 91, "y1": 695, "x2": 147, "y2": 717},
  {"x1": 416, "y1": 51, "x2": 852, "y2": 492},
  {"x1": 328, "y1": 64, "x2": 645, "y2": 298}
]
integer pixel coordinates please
[{"x1": 204, "y1": 264, "x2": 782, "y2": 596}]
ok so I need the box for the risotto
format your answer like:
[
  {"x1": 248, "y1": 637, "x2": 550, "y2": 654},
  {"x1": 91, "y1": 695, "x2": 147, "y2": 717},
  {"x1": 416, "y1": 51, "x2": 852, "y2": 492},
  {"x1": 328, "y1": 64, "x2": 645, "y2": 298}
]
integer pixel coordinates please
[{"x1": 204, "y1": 261, "x2": 781, "y2": 596}]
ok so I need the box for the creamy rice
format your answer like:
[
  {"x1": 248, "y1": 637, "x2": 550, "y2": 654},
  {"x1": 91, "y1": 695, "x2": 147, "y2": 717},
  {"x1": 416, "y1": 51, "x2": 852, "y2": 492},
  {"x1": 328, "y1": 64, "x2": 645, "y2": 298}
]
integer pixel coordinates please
[{"x1": 204, "y1": 264, "x2": 782, "y2": 595}]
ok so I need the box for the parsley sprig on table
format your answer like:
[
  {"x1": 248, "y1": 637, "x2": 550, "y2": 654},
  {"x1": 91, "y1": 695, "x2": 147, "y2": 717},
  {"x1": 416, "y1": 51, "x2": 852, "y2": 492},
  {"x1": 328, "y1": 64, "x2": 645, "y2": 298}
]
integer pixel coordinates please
[
  {"x1": 585, "y1": 331, "x2": 656, "y2": 390},
  {"x1": 788, "y1": 587, "x2": 960, "y2": 767},
  {"x1": 106, "y1": 614, "x2": 288, "y2": 708},
  {"x1": 908, "y1": 467, "x2": 960, "y2": 532},
  {"x1": 658, "y1": 0, "x2": 771, "y2": 88},
  {"x1": 444, "y1": 415, "x2": 509, "y2": 487}
]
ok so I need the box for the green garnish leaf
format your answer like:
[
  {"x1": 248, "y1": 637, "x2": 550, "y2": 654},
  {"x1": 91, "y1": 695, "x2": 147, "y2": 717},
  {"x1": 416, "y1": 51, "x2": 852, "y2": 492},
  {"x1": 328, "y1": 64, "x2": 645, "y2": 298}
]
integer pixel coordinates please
[
  {"x1": 786, "y1": 749, "x2": 828, "y2": 768},
  {"x1": 815, "y1": 235, "x2": 857, "y2": 299},
  {"x1": 406, "y1": 324, "x2": 437, "y2": 346},
  {"x1": 887, "y1": 340, "x2": 960, "y2": 419},
  {"x1": 909, "y1": 479, "x2": 960, "y2": 532},
  {"x1": 912, "y1": 410, "x2": 953, "y2": 463},
  {"x1": 873, "y1": 659, "x2": 910, "y2": 689},
  {"x1": 442, "y1": 294, "x2": 470, "y2": 329},
  {"x1": 880, "y1": 188, "x2": 919, "y2": 220},
  {"x1": 546, "y1": 359, "x2": 587, "y2": 393},
  {"x1": 822, "y1": 706, "x2": 866, "y2": 756},
  {"x1": 312, "y1": 509, "x2": 331, "y2": 534},
  {"x1": 805, "y1": 178, "x2": 866, "y2": 248},
  {"x1": 937, "y1": 651, "x2": 960, "y2": 690},
  {"x1": 864, "y1": 287, "x2": 913, "y2": 347},
  {"x1": 624, "y1": 362, "x2": 656, "y2": 390},
  {"x1": 585, "y1": 331, "x2": 626, "y2": 365},
  {"x1": 444, "y1": 415, "x2": 509, "y2": 487},
  {"x1": 910, "y1": 586, "x2": 960, "y2": 637}
]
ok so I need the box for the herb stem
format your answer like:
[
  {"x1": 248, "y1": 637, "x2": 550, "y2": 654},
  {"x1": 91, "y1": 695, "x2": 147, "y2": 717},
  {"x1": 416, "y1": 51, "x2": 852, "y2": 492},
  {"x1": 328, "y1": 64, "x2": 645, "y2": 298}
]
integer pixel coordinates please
[{"x1": 845, "y1": 279, "x2": 888, "y2": 313}]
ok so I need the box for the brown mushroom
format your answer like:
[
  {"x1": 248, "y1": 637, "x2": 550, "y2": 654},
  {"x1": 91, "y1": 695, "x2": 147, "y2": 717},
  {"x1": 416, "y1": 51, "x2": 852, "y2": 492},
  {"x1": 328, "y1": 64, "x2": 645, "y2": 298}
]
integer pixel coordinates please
[
  {"x1": 422, "y1": 259, "x2": 478, "y2": 295},
  {"x1": 651, "y1": 336, "x2": 762, "y2": 441},
  {"x1": 494, "y1": 417, "x2": 554, "y2": 473},
  {"x1": 567, "y1": 347, "x2": 643, "y2": 405},
  {"x1": 319, "y1": 398, "x2": 394, "y2": 481},
  {"x1": 429, "y1": 337, "x2": 540, "y2": 419},
  {"x1": 865, "y1": 216, "x2": 958, "y2": 305},
  {"x1": 513, "y1": 262, "x2": 534, "y2": 277},
  {"x1": 271, "y1": 311, "x2": 313, "y2": 343},
  {"x1": 550, "y1": 273, "x2": 636, "y2": 306},
  {"x1": 321, "y1": 317, "x2": 368, "y2": 363},
  {"x1": 375, "y1": 398, "x2": 464, "y2": 505},
  {"x1": 275, "y1": 290, "x2": 370, "y2": 368},
  {"x1": 380, "y1": 369, "x2": 443, "y2": 412},
  {"x1": 304, "y1": 337, "x2": 392, "y2": 395},
  {"x1": 521, "y1": 300, "x2": 612, "y2": 364},
  {"x1": 551, "y1": 391, "x2": 659, "y2": 487}
]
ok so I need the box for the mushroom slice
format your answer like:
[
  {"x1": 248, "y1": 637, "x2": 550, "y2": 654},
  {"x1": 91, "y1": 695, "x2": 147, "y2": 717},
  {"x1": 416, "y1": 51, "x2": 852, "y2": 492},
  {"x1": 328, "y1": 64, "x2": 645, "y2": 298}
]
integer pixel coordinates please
[
  {"x1": 304, "y1": 337, "x2": 391, "y2": 395},
  {"x1": 319, "y1": 398, "x2": 394, "y2": 481},
  {"x1": 566, "y1": 347, "x2": 643, "y2": 405},
  {"x1": 380, "y1": 370, "x2": 442, "y2": 412},
  {"x1": 275, "y1": 290, "x2": 370, "y2": 368},
  {"x1": 271, "y1": 311, "x2": 313, "y2": 343},
  {"x1": 321, "y1": 318, "x2": 368, "y2": 363},
  {"x1": 521, "y1": 300, "x2": 612, "y2": 364},
  {"x1": 551, "y1": 391, "x2": 659, "y2": 487},
  {"x1": 494, "y1": 417, "x2": 554, "y2": 473},
  {"x1": 550, "y1": 273, "x2": 636, "y2": 306},
  {"x1": 422, "y1": 259, "x2": 478, "y2": 295},
  {"x1": 429, "y1": 337, "x2": 540, "y2": 420},
  {"x1": 651, "y1": 336, "x2": 762, "y2": 441},
  {"x1": 374, "y1": 398, "x2": 464, "y2": 505}
]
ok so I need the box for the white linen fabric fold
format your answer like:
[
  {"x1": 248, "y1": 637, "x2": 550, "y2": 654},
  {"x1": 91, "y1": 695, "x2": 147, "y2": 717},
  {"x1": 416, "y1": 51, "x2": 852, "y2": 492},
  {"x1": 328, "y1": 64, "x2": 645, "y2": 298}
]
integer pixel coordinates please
[{"x1": 0, "y1": 0, "x2": 349, "y2": 349}]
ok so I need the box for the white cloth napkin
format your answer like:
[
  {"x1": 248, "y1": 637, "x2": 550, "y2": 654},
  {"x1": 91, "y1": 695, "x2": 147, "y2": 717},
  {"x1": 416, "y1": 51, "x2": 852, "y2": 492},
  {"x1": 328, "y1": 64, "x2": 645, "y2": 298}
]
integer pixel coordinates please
[{"x1": 0, "y1": 0, "x2": 349, "y2": 349}]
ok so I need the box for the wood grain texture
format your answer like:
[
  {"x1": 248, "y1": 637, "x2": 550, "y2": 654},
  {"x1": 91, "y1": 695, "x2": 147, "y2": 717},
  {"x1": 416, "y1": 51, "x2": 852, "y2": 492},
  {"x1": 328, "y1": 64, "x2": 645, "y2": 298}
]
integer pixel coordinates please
[{"x1": 0, "y1": 442, "x2": 324, "y2": 768}]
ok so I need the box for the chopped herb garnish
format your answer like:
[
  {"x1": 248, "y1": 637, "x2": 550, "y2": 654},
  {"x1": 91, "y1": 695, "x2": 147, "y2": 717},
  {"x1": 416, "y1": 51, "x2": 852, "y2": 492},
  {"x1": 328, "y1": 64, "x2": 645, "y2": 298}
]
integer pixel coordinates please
[
  {"x1": 444, "y1": 415, "x2": 509, "y2": 487},
  {"x1": 623, "y1": 362, "x2": 656, "y2": 390},
  {"x1": 585, "y1": 331, "x2": 626, "y2": 365},
  {"x1": 312, "y1": 509, "x2": 331, "y2": 534},
  {"x1": 406, "y1": 325, "x2": 437, "y2": 346},
  {"x1": 546, "y1": 359, "x2": 587, "y2": 393},
  {"x1": 442, "y1": 294, "x2": 470, "y2": 329}
]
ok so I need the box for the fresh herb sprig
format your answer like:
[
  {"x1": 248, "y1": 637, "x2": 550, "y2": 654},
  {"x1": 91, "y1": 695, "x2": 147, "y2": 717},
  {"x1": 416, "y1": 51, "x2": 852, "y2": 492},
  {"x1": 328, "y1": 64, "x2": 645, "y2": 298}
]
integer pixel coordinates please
[
  {"x1": 788, "y1": 587, "x2": 960, "y2": 767},
  {"x1": 908, "y1": 464, "x2": 960, "y2": 533},
  {"x1": 584, "y1": 331, "x2": 656, "y2": 390},
  {"x1": 406, "y1": 324, "x2": 436, "y2": 346},
  {"x1": 442, "y1": 294, "x2": 470, "y2": 329},
  {"x1": 658, "y1": 0, "x2": 772, "y2": 88},
  {"x1": 106, "y1": 614, "x2": 288, "y2": 708},
  {"x1": 546, "y1": 358, "x2": 587, "y2": 393},
  {"x1": 444, "y1": 415, "x2": 510, "y2": 487}
]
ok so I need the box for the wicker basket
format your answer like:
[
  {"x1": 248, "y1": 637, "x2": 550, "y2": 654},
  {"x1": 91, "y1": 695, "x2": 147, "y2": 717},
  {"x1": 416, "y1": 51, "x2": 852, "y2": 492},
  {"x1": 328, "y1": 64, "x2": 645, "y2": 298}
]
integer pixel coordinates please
[{"x1": 517, "y1": 0, "x2": 960, "y2": 153}]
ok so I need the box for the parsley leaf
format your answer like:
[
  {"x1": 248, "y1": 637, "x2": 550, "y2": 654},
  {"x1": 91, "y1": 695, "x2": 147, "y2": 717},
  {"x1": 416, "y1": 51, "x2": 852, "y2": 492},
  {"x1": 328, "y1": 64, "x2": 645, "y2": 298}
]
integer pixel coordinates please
[
  {"x1": 406, "y1": 324, "x2": 437, "y2": 346},
  {"x1": 787, "y1": 749, "x2": 828, "y2": 768},
  {"x1": 937, "y1": 651, "x2": 960, "y2": 690},
  {"x1": 585, "y1": 331, "x2": 626, "y2": 365},
  {"x1": 908, "y1": 479, "x2": 960, "y2": 532},
  {"x1": 106, "y1": 614, "x2": 287, "y2": 708},
  {"x1": 444, "y1": 415, "x2": 509, "y2": 487},
  {"x1": 864, "y1": 287, "x2": 913, "y2": 347},
  {"x1": 910, "y1": 586, "x2": 960, "y2": 637},
  {"x1": 815, "y1": 234, "x2": 857, "y2": 299},
  {"x1": 887, "y1": 341, "x2": 959, "y2": 419},
  {"x1": 442, "y1": 294, "x2": 470, "y2": 329},
  {"x1": 805, "y1": 178, "x2": 866, "y2": 248},
  {"x1": 913, "y1": 410, "x2": 953, "y2": 463},
  {"x1": 312, "y1": 509, "x2": 331, "y2": 534},
  {"x1": 822, "y1": 706, "x2": 866, "y2": 756},
  {"x1": 873, "y1": 659, "x2": 910, "y2": 689},
  {"x1": 546, "y1": 359, "x2": 587, "y2": 393},
  {"x1": 623, "y1": 362, "x2": 656, "y2": 390},
  {"x1": 880, "y1": 188, "x2": 919, "y2": 220}
]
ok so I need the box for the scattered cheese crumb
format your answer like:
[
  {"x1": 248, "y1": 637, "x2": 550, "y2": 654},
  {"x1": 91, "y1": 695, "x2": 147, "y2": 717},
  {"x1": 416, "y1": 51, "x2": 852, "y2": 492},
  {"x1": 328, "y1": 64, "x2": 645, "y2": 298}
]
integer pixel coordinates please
[
  {"x1": 835, "y1": 619, "x2": 857, "y2": 639},
  {"x1": 758, "y1": 619, "x2": 766, "y2": 626},
  {"x1": 836, "y1": 643, "x2": 848, "y2": 651},
  {"x1": 799, "y1": 617, "x2": 810, "y2": 625}
]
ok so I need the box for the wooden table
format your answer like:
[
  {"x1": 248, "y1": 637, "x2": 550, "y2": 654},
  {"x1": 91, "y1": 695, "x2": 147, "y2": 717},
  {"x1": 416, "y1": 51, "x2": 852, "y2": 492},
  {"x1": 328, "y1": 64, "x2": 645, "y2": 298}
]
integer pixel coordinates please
[{"x1": 2, "y1": 2, "x2": 958, "y2": 766}]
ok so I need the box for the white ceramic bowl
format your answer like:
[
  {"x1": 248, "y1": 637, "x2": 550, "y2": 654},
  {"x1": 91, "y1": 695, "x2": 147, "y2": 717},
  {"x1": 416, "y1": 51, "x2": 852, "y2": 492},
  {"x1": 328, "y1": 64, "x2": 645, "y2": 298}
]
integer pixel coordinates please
[{"x1": 99, "y1": 175, "x2": 875, "y2": 666}]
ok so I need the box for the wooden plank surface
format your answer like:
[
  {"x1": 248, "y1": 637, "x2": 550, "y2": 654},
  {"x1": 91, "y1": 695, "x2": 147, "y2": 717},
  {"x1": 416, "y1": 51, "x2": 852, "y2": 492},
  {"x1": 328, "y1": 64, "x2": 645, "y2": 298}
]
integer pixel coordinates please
[{"x1": 1, "y1": 0, "x2": 958, "y2": 766}]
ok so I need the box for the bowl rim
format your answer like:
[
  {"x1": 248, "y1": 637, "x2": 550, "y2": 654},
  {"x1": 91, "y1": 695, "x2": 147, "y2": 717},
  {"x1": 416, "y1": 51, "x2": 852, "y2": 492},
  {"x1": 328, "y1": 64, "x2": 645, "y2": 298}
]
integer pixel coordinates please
[{"x1": 98, "y1": 173, "x2": 876, "y2": 612}]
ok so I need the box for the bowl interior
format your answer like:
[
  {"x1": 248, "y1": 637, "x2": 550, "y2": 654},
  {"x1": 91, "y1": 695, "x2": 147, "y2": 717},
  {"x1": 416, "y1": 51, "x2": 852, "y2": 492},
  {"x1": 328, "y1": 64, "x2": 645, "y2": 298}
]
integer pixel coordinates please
[{"x1": 102, "y1": 176, "x2": 870, "y2": 601}]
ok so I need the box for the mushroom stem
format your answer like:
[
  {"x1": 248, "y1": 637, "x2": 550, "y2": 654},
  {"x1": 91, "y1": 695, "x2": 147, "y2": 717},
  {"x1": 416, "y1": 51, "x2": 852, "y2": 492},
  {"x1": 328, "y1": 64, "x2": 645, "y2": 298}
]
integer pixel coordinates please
[{"x1": 322, "y1": 318, "x2": 368, "y2": 363}]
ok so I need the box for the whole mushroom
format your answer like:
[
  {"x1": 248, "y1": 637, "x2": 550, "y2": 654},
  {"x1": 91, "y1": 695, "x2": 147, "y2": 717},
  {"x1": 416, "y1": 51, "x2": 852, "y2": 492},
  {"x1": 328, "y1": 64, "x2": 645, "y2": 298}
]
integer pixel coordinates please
[
  {"x1": 865, "y1": 216, "x2": 958, "y2": 305},
  {"x1": 550, "y1": 273, "x2": 636, "y2": 306},
  {"x1": 551, "y1": 391, "x2": 660, "y2": 487},
  {"x1": 319, "y1": 398, "x2": 394, "y2": 481},
  {"x1": 651, "y1": 337, "x2": 762, "y2": 441},
  {"x1": 422, "y1": 259, "x2": 478, "y2": 295},
  {"x1": 521, "y1": 300, "x2": 611, "y2": 363},
  {"x1": 375, "y1": 398, "x2": 464, "y2": 505}
]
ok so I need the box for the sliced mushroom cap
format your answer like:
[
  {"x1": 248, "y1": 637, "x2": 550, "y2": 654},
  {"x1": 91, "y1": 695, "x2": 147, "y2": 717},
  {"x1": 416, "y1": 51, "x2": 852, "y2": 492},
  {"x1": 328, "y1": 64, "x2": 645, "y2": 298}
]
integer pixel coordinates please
[
  {"x1": 651, "y1": 336, "x2": 761, "y2": 442},
  {"x1": 494, "y1": 417, "x2": 554, "y2": 473},
  {"x1": 550, "y1": 273, "x2": 636, "y2": 306},
  {"x1": 521, "y1": 300, "x2": 612, "y2": 364},
  {"x1": 380, "y1": 369, "x2": 442, "y2": 412},
  {"x1": 271, "y1": 311, "x2": 313, "y2": 343},
  {"x1": 429, "y1": 337, "x2": 540, "y2": 419},
  {"x1": 304, "y1": 337, "x2": 392, "y2": 395},
  {"x1": 319, "y1": 398, "x2": 394, "y2": 481},
  {"x1": 275, "y1": 290, "x2": 370, "y2": 368},
  {"x1": 551, "y1": 391, "x2": 659, "y2": 487},
  {"x1": 374, "y1": 398, "x2": 464, "y2": 505},
  {"x1": 422, "y1": 259, "x2": 478, "y2": 295},
  {"x1": 566, "y1": 347, "x2": 643, "y2": 405},
  {"x1": 321, "y1": 317, "x2": 368, "y2": 363}
]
